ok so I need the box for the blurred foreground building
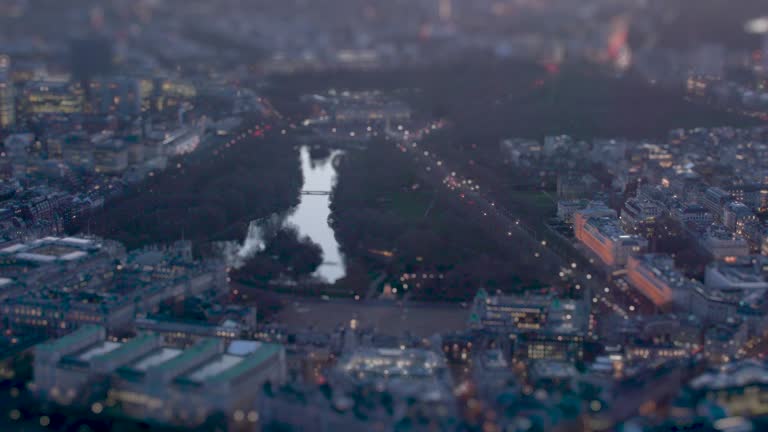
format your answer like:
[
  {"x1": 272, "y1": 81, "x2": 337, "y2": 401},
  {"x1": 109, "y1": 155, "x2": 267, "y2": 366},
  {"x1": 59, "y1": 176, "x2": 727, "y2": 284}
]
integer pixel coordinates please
[
  {"x1": 33, "y1": 325, "x2": 286, "y2": 430},
  {"x1": 574, "y1": 202, "x2": 647, "y2": 267},
  {"x1": 260, "y1": 347, "x2": 457, "y2": 431},
  {"x1": 469, "y1": 289, "x2": 591, "y2": 362},
  {"x1": 0, "y1": 236, "x2": 226, "y2": 336},
  {"x1": 0, "y1": 55, "x2": 14, "y2": 128}
]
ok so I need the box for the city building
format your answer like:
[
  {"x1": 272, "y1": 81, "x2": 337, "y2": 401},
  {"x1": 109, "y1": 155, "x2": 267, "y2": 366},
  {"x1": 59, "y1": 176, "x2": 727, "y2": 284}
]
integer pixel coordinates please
[
  {"x1": 259, "y1": 384, "x2": 386, "y2": 432},
  {"x1": 672, "y1": 203, "x2": 713, "y2": 227},
  {"x1": 544, "y1": 135, "x2": 574, "y2": 156},
  {"x1": 21, "y1": 80, "x2": 85, "y2": 115},
  {"x1": 472, "y1": 349, "x2": 516, "y2": 404},
  {"x1": 0, "y1": 55, "x2": 15, "y2": 128},
  {"x1": 723, "y1": 201, "x2": 758, "y2": 236},
  {"x1": 93, "y1": 136, "x2": 129, "y2": 174},
  {"x1": 468, "y1": 289, "x2": 549, "y2": 333},
  {"x1": 58, "y1": 131, "x2": 94, "y2": 169},
  {"x1": 557, "y1": 199, "x2": 588, "y2": 224},
  {"x1": 702, "y1": 225, "x2": 750, "y2": 259},
  {"x1": 626, "y1": 254, "x2": 698, "y2": 309},
  {"x1": 469, "y1": 290, "x2": 590, "y2": 362},
  {"x1": 33, "y1": 325, "x2": 286, "y2": 429},
  {"x1": 636, "y1": 184, "x2": 678, "y2": 210},
  {"x1": 302, "y1": 91, "x2": 411, "y2": 127},
  {"x1": 574, "y1": 205, "x2": 647, "y2": 267},
  {"x1": 333, "y1": 100, "x2": 411, "y2": 124},
  {"x1": 601, "y1": 315, "x2": 701, "y2": 360},
  {"x1": 590, "y1": 139, "x2": 628, "y2": 167},
  {"x1": 260, "y1": 374, "x2": 457, "y2": 432},
  {"x1": 0, "y1": 236, "x2": 125, "y2": 296},
  {"x1": 685, "y1": 360, "x2": 768, "y2": 417},
  {"x1": 159, "y1": 126, "x2": 201, "y2": 156},
  {"x1": 330, "y1": 347, "x2": 456, "y2": 422},
  {"x1": 154, "y1": 78, "x2": 197, "y2": 112},
  {"x1": 724, "y1": 183, "x2": 768, "y2": 213},
  {"x1": 134, "y1": 309, "x2": 257, "y2": 347},
  {"x1": 580, "y1": 359, "x2": 685, "y2": 429},
  {"x1": 3, "y1": 133, "x2": 34, "y2": 178},
  {"x1": 556, "y1": 173, "x2": 599, "y2": 200},
  {"x1": 500, "y1": 138, "x2": 543, "y2": 165},
  {"x1": 705, "y1": 256, "x2": 768, "y2": 293},
  {"x1": 3, "y1": 287, "x2": 136, "y2": 334},
  {"x1": 0, "y1": 236, "x2": 227, "y2": 335},
  {"x1": 620, "y1": 197, "x2": 664, "y2": 237},
  {"x1": 90, "y1": 77, "x2": 141, "y2": 117},
  {"x1": 259, "y1": 345, "x2": 459, "y2": 430},
  {"x1": 623, "y1": 342, "x2": 689, "y2": 362},
  {"x1": 690, "y1": 285, "x2": 742, "y2": 325},
  {"x1": 515, "y1": 302, "x2": 589, "y2": 362},
  {"x1": 333, "y1": 347, "x2": 452, "y2": 397},
  {"x1": 529, "y1": 360, "x2": 579, "y2": 390},
  {"x1": 703, "y1": 322, "x2": 748, "y2": 364},
  {"x1": 6, "y1": 5, "x2": 768, "y2": 428},
  {"x1": 668, "y1": 172, "x2": 704, "y2": 204},
  {"x1": 440, "y1": 332, "x2": 473, "y2": 364},
  {"x1": 701, "y1": 187, "x2": 732, "y2": 223}
]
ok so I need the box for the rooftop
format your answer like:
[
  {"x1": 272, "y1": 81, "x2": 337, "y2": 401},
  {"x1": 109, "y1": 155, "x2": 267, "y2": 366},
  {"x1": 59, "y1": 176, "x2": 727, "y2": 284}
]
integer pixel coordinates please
[
  {"x1": 95, "y1": 333, "x2": 160, "y2": 364},
  {"x1": 634, "y1": 254, "x2": 701, "y2": 292},
  {"x1": 676, "y1": 203, "x2": 709, "y2": 214},
  {"x1": 207, "y1": 342, "x2": 282, "y2": 383},
  {"x1": 705, "y1": 225, "x2": 748, "y2": 242},
  {"x1": 37, "y1": 325, "x2": 102, "y2": 354},
  {"x1": 725, "y1": 201, "x2": 755, "y2": 217},
  {"x1": 172, "y1": 341, "x2": 282, "y2": 385},
  {"x1": 707, "y1": 256, "x2": 768, "y2": 289},
  {"x1": 77, "y1": 341, "x2": 121, "y2": 362},
  {"x1": 185, "y1": 354, "x2": 243, "y2": 382},
  {"x1": 712, "y1": 268, "x2": 765, "y2": 284},
  {"x1": 624, "y1": 197, "x2": 663, "y2": 212},
  {"x1": 587, "y1": 216, "x2": 639, "y2": 242},
  {"x1": 705, "y1": 187, "x2": 731, "y2": 200},
  {"x1": 0, "y1": 236, "x2": 102, "y2": 265},
  {"x1": 154, "y1": 338, "x2": 220, "y2": 373},
  {"x1": 131, "y1": 347, "x2": 183, "y2": 372}
]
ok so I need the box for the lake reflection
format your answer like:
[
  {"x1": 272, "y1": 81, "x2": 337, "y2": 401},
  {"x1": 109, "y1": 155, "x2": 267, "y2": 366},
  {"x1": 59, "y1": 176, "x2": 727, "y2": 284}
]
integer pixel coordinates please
[
  {"x1": 222, "y1": 146, "x2": 346, "y2": 283},
  {"x1": 286, "y1": 146, "x2": 346, "y2": 283}
]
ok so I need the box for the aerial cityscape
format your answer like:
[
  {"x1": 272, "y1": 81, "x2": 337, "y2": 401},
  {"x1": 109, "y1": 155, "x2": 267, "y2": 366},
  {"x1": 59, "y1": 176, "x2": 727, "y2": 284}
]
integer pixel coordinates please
[{"x1": 2, "y1": 0, "x2": 768, "y2": 431}]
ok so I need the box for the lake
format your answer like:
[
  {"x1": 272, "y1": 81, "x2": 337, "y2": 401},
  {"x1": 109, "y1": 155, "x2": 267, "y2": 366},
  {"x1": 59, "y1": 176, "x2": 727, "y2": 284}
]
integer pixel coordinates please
[{"x1": 285, "y1": 146, "x2": 346, "y2": 283}]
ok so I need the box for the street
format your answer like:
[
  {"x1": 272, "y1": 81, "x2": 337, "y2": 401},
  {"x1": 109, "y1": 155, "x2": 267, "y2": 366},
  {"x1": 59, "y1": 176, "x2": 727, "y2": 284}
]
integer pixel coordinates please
[{"x1": 385, "y1": 122, "x2": 653, "y2": 323}]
